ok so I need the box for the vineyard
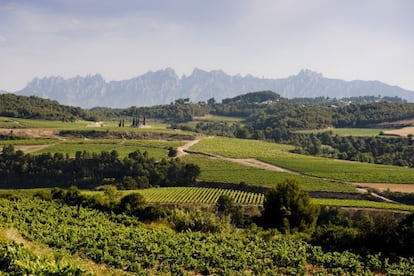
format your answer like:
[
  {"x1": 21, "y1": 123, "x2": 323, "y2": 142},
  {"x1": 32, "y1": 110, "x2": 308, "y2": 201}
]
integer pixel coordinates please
[
  {"x1": 0, "y1": 197, "x2": 413, "y2": 275},
  {"x1": 191, "y1": 137, "x2": 414, "y2": 183},
  {"x1": 83, "y1": 187, "x2": 414, "y2": 211},
  {"x1": 118, "y1": 187, "x2": 263, "y2": 205},
  {"x1": 182, "y1": 154, "x2": 356, "y2": 192}
]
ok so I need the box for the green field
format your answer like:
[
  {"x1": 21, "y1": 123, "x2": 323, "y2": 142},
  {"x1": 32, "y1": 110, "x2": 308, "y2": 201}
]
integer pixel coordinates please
[
  {"x1": 191, "y1": 137, "x2": 294, "y2": 157},
  {"x1": 0, "y1": 138, "x2": 59, "y2": 145},
  {"x1": 33, "y1": 140, "x2": 184, "y2": 159},
  {"x1": 313, "y1": 198, "x2": 414, "y2": 212},
  {"x1": 190, "y1": 137, "x2": 414, "y2": 183},
  {"x1": 87, "y1": 187, "x2": 264, "y2": 205},
  {"x1": 182, "y1": 154, "x2": 356, "y2": 192},
  {"x1": 295, "y1": 128, "x2": 384, "y2": 137},
  {"x1": 0, "y1": 116, "x2": 195, "y2": 136},
  {"x1": 260, "y1": 152, "x2": 414, "y2": 183}
]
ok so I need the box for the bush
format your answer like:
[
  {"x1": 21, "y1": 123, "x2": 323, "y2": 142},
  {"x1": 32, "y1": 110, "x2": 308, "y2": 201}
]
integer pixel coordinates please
[
  {"x1": 169, "y1": 208, "x2": 230, "y2": 233},
  {"x1": 261, "y1": 178, "x2": 319, "y2": 233},
  {"x1": 118, "y1": 193, "x2": 146, "y2": 216}
]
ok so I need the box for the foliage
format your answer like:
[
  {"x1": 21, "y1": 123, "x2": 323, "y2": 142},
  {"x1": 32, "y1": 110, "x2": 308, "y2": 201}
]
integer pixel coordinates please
[
  {"x1": 216, "y1": 195, "x2": 245, "y2": 227},
  {"x1": 312, "y1": 209, "x2": 414, "y2": 258},
  {"x1": 0, "y1": 146, "x2": 200, "y2": 189},
  {"x1": 169, "y1": 207, "x2": 230, "y2": 233},
  {"x1": 1, "y1": 197, "x2": 413, "y2": 274},
  {"x1": 0, "y1": 241, "x2": 84, "y2": 275},
  {"x1": 0, "y1": 93, "x2": 98, "y2": 121},
  {"x1": 118, "y1": 193, "x2": 146, "y2": 216},
  {"x1": 290, "y1": 132, "x2": 414, "y2": 167},
  {"x1": 261, "y1": 178, "x2": 320, "y2": 233},
  {"x1": 125, "y1": 187, "x2": 264, "y2": 205}
]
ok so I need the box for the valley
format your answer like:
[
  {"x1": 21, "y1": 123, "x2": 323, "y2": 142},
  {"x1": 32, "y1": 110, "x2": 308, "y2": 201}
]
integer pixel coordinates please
[{"x1": 0, "y1": 92, "x2": 413, "y2": 274}]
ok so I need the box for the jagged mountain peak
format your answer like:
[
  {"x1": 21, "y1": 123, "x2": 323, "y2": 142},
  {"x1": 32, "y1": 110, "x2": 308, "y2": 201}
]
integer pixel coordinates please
[
  {"x1": 296, "y1": 69, "x2": 323, "y2": 79},
  {"x1": 11, "y1": 68, "x2": 414, "y2": 108}
]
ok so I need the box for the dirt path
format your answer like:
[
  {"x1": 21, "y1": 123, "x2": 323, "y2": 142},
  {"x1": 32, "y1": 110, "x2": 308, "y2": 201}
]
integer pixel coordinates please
[
  {"x1": 181, "y1": 137, "x2": 402, "y2": 203},
  {"x1": 176, "y1": 138, "x2": 202, "y2": 157},
  {"x1": 221, "y1": 158, "x2": 298, "y2": 173},
  {"x1": 15, "y1": 144, "x2": 54, "y2": 153},
  {"x1": 353, "y1": 183, "x2": 414, "y2": 193}
]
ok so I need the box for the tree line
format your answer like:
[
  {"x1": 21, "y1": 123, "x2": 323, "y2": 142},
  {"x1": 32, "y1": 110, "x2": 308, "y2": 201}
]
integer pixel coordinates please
[
  {"x1": 0, "y1": 93, "x2": 98, "y2": 121},
  {"x1": 290, "y1": 132, "x2": 414, "y2": 167},
  {"x1": 0, "y1": 145, "x2": 200, "y2": 189}
]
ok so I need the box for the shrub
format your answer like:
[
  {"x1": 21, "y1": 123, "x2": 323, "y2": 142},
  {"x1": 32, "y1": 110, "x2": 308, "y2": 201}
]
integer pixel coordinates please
[{"x1": 261, "y1": 178, "x2": 319, "y2": 233}]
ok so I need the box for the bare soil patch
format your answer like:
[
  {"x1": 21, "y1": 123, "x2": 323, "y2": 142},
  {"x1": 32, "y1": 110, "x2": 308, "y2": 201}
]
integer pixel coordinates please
[
  {"x1": 0, "y1": 128, "x2": 57, "y2": 138},
  {"x1": 222, "y1": 158, "x2": 297, "y2": 173},
  {"x1": 15, "y1": 144, "x2": 54, "y2": 153},
  {"x1": 177, "y1": 138, "x2": 202, "y2": 157},
  {"x1": 86, "y1": 121, "x2": 103, "y2": 127},
  {"x1": 353, "y1": 183, "x2": 414, "y2": 193},
  {"x1": 383, "y1": 127, "x2": 414, "y2": 137}
]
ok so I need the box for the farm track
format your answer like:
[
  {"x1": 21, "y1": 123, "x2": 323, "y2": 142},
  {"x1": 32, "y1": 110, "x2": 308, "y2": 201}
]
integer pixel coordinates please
[
  {"x1": 184, "y1": 139, "x2": 402, "y2": 204},
  {"x1": 15, "y1": 144, "x2": 55, "y2": 153}
]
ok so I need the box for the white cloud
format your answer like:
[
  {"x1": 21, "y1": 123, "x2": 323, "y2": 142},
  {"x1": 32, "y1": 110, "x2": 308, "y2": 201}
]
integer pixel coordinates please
[{"x1": 0, "y1": 0, "x2": 413, "y2": 92}]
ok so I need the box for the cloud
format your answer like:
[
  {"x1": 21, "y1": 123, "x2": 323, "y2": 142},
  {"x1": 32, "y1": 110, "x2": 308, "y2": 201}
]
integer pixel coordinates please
[{"x1": 0, "y1": 0, "x2": 413, "y2": 91}]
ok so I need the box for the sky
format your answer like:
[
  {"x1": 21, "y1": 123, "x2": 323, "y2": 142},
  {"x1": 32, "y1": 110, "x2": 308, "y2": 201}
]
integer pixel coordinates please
[{"x1": 0, "y1": 0, "x2": 413, "y2": 91}]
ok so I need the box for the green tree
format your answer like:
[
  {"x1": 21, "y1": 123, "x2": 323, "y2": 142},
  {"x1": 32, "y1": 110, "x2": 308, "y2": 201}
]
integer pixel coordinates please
[
  {"x1": 261, "y1": 178, "x2": 319, "y2": 233},
  {"x1": 118, "y1": 193, "x2": 146, "y2": 216}
]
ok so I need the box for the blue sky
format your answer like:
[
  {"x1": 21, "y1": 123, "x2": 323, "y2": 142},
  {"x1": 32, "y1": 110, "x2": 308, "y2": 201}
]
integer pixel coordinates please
[{"x1": 0, "y1": 0, "x2": 413, "y2": 91}]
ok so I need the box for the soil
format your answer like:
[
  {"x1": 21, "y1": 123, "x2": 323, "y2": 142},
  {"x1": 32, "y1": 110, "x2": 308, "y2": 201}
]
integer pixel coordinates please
[
  {"x1": 0, "y1": 128, "x2": 57, "y2": 138},
  {"x1": 383, "y1": 127, "x2": 414, "y2": 137},
  {"x1": 15, "y1": 145, "x2": 54, "y2": 153},
  {"x1": 86, "y1": 121, "x2": 104, "y2": 127},
  {"x1": 176, "y1": 138, "x2": 202, "y2": 157},
  {"x1": 352, "y1": 183, "x2": 414, "y2": 193}
]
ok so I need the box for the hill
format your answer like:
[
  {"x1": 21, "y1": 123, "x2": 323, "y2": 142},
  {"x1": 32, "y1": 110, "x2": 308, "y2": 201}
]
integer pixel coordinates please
[
  {"x1": 8, "y1": 68, "x2": 414, "y2": 108},
  {"x1": 0, "y1": 93, "x2": 97, "y2": 121}
]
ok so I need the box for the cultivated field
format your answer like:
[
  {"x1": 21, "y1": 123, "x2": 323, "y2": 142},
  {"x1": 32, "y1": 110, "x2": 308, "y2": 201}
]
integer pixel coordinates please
[
  {"x1": 1, "y1": 117, "x2": 414, "y2": 210},
  {"x1": 295, "y1": 128, "x2": 384, "y2": 137},
  {"x1": 191, "y1": 137, "x2": 414, "y2": 184},
  {"x1": 182, "y1": 154, "x2": 356, "y2": 192}
]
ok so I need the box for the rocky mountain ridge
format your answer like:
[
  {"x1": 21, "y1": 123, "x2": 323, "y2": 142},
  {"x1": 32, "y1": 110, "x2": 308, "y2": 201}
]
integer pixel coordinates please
[{"x1": 9, "y1": 68, "x2": 414, "y2": 108}]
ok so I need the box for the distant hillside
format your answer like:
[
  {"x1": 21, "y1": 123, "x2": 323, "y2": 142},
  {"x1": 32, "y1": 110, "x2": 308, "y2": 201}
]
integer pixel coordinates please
[
  {"x1": 0, "y1": 94, "x2": 97, "y2": 121},
  {"x1": 9, "y1": 68, "x2": 414, "y2": 108}
]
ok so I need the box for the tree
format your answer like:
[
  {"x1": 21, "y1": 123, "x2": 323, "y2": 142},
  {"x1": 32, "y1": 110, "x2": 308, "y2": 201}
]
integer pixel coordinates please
[
  {"x1": 118, "y1": 193, "x2": 146, "y2": 216},
  {"x1": 216, "y1": 195, "x2": 234, "y2": 215},
  {"x1": 261, "y1": 178, "x2": 319, "y2": 233},
  {"x1": 168, "y1": 147, "x2": 178, "y2": 158}
]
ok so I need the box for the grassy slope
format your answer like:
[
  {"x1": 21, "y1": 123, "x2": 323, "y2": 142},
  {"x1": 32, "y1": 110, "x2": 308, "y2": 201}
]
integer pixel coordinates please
[
  {"x1": 191, "y1": 137, "x2": 414, "y2": 184},
  {"x1": 182, "y1": 154, "x2": 355, "y2": 192}
]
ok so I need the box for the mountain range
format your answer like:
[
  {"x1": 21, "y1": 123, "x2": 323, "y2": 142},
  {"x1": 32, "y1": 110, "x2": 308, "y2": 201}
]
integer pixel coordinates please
[{"x1": 5, "y1": 68, "x2": 414, "y2": 108}]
